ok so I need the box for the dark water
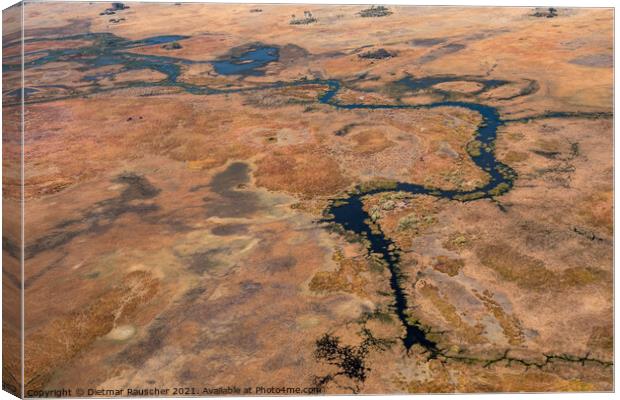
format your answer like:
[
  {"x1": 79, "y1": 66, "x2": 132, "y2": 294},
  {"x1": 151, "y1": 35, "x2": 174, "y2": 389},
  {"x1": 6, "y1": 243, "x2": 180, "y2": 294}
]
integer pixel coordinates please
[
  {"x1": 8, "y1": 32, "x2": 521, "y2": 354},
  {"x1": 7, "y1": 87, "x2": 39, "y2": 98},
  {"x1": 398, "y1": 75, "x2": 508, "y2": 94},
  {"x1": 211, "y1": 46, "x2": 279, "y2": 76},
  {"x1": 128, "y1": 35, "x2": 189, "y2": 47},
  {"x1": 3, "y1": 33, "x2": 279, "y2": 89}
]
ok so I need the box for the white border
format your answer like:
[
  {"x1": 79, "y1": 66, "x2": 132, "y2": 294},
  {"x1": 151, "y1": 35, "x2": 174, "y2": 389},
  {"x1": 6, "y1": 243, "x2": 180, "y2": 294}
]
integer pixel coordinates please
[{"x1": 0, "y1": 1, "x2": 616, "y2": 400}]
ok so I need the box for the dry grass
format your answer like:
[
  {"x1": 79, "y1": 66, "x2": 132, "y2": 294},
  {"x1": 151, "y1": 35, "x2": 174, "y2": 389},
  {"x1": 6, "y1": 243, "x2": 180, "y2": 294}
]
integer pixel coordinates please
[
  {"x1": 476, "y1": 242, "x2": 608, "y2": 290},
  {"x1": 243, "y1": 85, "x2": 324, "y2": 108},
  {"x1": 474, "y1": 289, "x2": 524, "y2": 345},
  {"x1": 395, "y1": 368, "x2": 596, "y2": 393},
  {"x1": 501, "y1": 150, "x2": 529, "y2": 163},
  {"x1": 577, "y1": 190, "x2": 612, "y2": 235},
  {"x1": 350, "y1": 129, "x2": 396, "y2": 154},
  {"x1": 256, "y1": 144, "x2": 349, "y2": 197},
  {"x1": 587, "y1": 324, "x2": 613, "y2": 353},
  {"x1": 432, "y1": 256, "x2": 464, "y2": 277},
  {"x1": 309, "y1": 249, "x2": 370, "y2": 297},
  {"x1": 417, "y1": 281, "x2": 485, "y2": 345},
  {"x1": 24, "y1": 271, "x2": 159, "y2": 391},
  {"x1": 476, "y1": 242, "x2": 553, "y2": 290}
]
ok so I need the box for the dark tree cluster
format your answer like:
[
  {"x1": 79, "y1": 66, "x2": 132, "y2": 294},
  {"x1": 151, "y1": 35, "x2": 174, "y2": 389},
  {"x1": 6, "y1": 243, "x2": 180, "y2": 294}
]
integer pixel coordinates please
[
  {"x1": 358, "y1": 6, "x2": 392, "y2": 18},
  {"x1": 162, "y1": 42, "x2": 183, "y2": 50},
  {"x1": 290, "y1": 11, "x2": 318, "y2": 25},
  {"x1": 531, "y1": 7, "x2": 558, "y2": 18},
  {"x1": 111, "y1": 2, "x2": 129, "y2": 10},
  {"x1": 358, "y1": 48, "x2": 396, "y2": 60},
  {"x1": 313, "y1": 328, "x2": 393, "y2": 393},
  {"x1": 100, "y1": 2, "x2": 130, "y2": 16}
]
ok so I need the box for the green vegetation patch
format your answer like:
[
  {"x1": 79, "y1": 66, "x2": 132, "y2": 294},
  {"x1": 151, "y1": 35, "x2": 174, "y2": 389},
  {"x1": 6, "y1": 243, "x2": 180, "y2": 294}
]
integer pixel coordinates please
[
  {"x1": 466, "y1": 140, "x2": 483, "y2": 157},
  {"x1": 453, "y1": 191, "x2": 485, "y2": 201},
  {"x1": 396, "y1": 213, "x2": 436, "y2": 233},
  {"x1": 356, "y1": 179, "x2": 398, "y2": 194},
  {"x1": 443, "y1": 232, "x2": 473, "y2": 251},
  {"x1": 489, "y1": 182, "x2": 510, "y2": 197}
]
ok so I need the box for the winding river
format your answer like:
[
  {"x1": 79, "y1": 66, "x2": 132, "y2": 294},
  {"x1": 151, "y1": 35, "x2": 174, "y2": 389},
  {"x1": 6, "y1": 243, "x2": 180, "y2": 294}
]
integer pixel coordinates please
[
  {"x1": 319, "y1": 82, "x2": 516, "y2": 355},
  {"x1": 3, "y1": 33, "x2": 568, "y2": 355}
]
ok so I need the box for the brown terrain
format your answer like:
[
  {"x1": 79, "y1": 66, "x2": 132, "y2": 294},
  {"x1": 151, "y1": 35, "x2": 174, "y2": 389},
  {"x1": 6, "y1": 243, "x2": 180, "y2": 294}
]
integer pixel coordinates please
[{"x1": 2, "y1": 3, "x2": 613, "y2": 396}]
